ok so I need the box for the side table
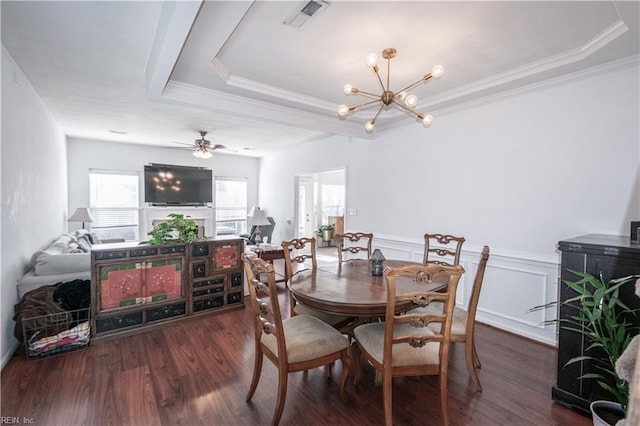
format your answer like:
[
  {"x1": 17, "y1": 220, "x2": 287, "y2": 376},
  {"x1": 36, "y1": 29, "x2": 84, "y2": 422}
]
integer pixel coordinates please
[{"x1": 249, "y1": 245, "x2": 288, "y2": 283}]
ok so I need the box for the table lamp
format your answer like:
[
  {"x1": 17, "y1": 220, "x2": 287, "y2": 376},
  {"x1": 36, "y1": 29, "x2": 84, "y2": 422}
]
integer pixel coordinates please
[
  {"x1": 250, "y1": 207, "x2": 271, "y2": 243},
  {"x1": 68, "y1": 207, "x2": 93, "y2": 229}
]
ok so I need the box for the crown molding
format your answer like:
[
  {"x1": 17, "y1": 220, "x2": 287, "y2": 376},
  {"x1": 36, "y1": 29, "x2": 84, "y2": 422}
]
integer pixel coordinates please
[
  {"x1": 161, "y1": 80, "x2": 372, "y2": 138},
  {"x1": 210, "y1": 57, "x2": 339, "y2": 112},
  {"x1": 209, "y1": 18, "x2": 629, "y2": 122},
  {"x1": 420, "y1": 19, "x2": 628, "y2": 110}
]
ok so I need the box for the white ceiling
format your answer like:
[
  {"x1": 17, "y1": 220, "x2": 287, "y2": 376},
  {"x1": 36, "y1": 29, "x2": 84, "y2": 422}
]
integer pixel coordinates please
[{"x1": 2, "y1": 1, "x2": 639, "y2": 157}]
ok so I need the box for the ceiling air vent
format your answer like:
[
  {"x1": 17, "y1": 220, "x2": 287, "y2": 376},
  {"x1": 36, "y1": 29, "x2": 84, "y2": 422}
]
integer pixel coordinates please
[{"x1": 283, "y1": 1, "x2": 330, "y2": 29}]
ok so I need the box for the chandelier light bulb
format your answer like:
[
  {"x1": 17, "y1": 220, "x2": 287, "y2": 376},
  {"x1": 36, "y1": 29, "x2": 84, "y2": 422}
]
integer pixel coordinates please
[
  {"x1": 337, "y1": 104, "x2": 350, "y2": 116},
  {"x1": 365, "y1": 120, "x2": 375, "y2": 132},
  {"x1": 366, "y1": 53, "x2": 378, "y2": 68},
  {"x1": 397, "y1": 91, "x2": 407, "y2": 100},
  {"x1": 422, "y1": 114, "x2": 433, "y2": 127},
  {"x1": 432, "y1": 65, "x2": 444, "y2": 79},
  {"x1": 343, "y1": 84, "x2": 353, "y2": 95},
  {"x1": 405, "y1": 94, "x2": 418, "y2": 108}
]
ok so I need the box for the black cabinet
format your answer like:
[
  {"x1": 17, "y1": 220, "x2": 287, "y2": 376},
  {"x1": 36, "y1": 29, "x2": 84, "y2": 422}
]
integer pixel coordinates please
[{"x1": 554, "y1": 234, "x2": 640, "y2": 412}]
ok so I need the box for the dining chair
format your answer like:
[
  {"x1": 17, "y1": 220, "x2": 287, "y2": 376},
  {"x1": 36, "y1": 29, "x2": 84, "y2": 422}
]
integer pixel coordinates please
[
  {"x1": 352, "y1": 263, "x2": 464, "y2": 426},
  {"x1": 281, "y1": 237, "x2": 351, "y2": 325},
  {"x1": 243, "y1": 254, "x2": 351, "y2": 426},
  {"x1": 334, "y1": 232, "x2": 374, "y2": 263},
  {"x1": 423, "y1": 233, "x2": 465, "y2": 266},
  {"x1": 412, "y1": 245, "x2": 490, "y2": 391},
  {"x1": 281, "y1": 237, "x2": 318, "y2": 278}
]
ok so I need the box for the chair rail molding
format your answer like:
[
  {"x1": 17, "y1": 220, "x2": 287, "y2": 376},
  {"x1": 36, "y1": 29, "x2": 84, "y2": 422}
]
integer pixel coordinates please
[{"x1": 372, "y1": 234, "x2": 559, "y2": 346}]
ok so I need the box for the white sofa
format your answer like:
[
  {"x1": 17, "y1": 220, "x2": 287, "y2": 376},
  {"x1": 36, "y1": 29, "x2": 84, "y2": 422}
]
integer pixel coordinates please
[{"x1": 16, "y1": 230, "x2": 122, "y2": 298}]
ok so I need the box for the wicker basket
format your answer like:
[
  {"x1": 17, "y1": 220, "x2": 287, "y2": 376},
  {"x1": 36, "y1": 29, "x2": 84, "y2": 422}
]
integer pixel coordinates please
[{"x1": 22, "y1": 308, "x2": 90, "y2": 359}]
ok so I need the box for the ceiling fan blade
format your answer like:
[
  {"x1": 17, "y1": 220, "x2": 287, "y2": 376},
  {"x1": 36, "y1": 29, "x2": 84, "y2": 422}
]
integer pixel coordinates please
[
  {"x1": 172, "y1": 141, "x2": 196, "y2": 147},
  {"x1": 212, "y1": 144, "x2": 227, "y2": 150}
]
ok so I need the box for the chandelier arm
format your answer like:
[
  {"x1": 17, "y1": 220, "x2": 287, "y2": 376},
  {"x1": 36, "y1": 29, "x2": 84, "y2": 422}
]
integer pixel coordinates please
[
  {"x1": 392, "y1": 101, "x2": 422, "y2": 119},
  {"x1": 356, "y1": 90, "x2": 384, "y2": 100},
  {"x1": 371, "y1": 103, "x2": 386, "y2": 123},
  {"x1": 396, "y1": 75, "x2": 433, "y2": 96},
  {"x1": 352, "y1": 99, "x2": 383, "y2": 111},
  {"x1": 373, "y1": 68, "x2": 386, "y2": 93}
]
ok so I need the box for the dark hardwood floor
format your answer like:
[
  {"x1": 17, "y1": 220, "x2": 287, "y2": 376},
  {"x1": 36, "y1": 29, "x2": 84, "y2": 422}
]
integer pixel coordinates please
[{"x1": 2, "y1": 285, "x2": 592, "y2": 426}]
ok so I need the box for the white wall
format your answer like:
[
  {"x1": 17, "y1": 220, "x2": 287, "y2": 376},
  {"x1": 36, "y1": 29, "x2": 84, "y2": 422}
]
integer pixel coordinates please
[
  {"x1": 258, "y1": 60, "x2": 640, "y2": 344},
  {"x1": 1, "y1": 47, "x2": 69, "y2": 366},
  {"x1": 66, "y1": 138, "x2": 260, "y2": 238}
]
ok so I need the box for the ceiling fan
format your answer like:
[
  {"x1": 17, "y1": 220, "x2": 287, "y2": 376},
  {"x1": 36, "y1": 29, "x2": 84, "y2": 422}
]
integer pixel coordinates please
[{"x1": 173, "y1": 131, "x2": 227, "y2": 158}]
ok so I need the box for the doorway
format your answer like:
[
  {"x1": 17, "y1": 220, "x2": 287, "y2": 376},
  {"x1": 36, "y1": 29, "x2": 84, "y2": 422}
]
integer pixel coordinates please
[{"x1": 294, "y1": 169, "x2": 346, "y2": 240}]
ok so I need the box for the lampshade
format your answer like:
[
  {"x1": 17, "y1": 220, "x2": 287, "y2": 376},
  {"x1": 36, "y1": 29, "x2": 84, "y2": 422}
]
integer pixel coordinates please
[
  {"x1": 68, "y1": 207, "x2": 93, "y2": 223},
  {"x1": 250, "y1": 208, "x2": 271, "y2": 227},
  {"x1": 68, "y1": 207, "x2": 93, "y2": 229}
]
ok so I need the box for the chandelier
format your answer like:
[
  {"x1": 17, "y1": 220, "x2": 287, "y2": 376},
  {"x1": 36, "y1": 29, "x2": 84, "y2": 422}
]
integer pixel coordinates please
[{"x1": 337, "y1": 48, "x2": 443, "y2": 132}]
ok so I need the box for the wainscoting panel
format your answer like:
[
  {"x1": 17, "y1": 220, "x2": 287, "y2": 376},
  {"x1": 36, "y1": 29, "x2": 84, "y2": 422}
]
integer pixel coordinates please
[{"x1": 374, "y1": 234, "x2": 560, "y2": 346}]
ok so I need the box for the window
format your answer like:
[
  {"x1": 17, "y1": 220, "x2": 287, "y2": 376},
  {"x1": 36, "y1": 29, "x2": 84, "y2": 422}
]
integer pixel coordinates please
[
  {"x1": 89, "y1": 171, "x2": 139, "y2": 241},
  {"x1": 215, "y1": 177, "x2": 248, "y2": 236}
]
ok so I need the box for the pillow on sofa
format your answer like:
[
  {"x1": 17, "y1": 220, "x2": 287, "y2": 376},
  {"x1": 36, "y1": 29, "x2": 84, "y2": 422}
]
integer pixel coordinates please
[
  {"x1": 76, "y1": 237, "x2": 91, "y2": 253},
  {"x1": 86, "y1": 232, "x2": 101, "y2": 245},
  {"x1": 51, "y1": 234, "x2": 76, "y2": 248}
]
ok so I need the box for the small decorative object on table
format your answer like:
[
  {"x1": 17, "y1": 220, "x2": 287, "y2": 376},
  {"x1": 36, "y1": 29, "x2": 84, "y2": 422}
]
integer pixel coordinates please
[{"x1": 371, "y1": 249, "x2": 385, "y2": 276}]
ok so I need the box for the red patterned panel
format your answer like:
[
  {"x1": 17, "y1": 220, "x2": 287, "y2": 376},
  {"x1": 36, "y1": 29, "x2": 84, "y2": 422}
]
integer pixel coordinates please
[
  {"x1": 145, "y1": 263, "x2": 182, "y2": 303},
  {"x1": 100, "y1": 264, "x2": 143, "y2": 309},
  {"x1": 214, "y1": 245, "x2": 239, "y2": 269}
]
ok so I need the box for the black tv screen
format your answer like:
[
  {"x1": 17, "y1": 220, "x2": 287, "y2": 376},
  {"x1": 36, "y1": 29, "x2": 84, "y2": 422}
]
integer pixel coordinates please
[{"x1": 144, "y1": 164, "x2": 212, "y2": 206}]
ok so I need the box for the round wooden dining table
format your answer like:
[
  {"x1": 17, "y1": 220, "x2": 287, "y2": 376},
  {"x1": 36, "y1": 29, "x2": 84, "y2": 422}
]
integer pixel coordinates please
[{"x1": 287, "y1": 259, "x2": 450, "y2": 317}]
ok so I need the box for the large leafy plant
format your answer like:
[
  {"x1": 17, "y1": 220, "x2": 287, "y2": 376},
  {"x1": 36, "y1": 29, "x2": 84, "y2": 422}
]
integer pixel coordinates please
[
  {"x1": 557, "y1": 271, "x2": 640, "y2": 411},
  {"x1": 140, "y1": 213, "x2": 199, "y2": 245}
]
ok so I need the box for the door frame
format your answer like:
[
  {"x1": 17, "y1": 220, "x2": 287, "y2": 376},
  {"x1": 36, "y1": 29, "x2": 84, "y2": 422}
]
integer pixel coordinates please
[{"x1": 293, "y1": 168, "x2": 346, "y2": 239}]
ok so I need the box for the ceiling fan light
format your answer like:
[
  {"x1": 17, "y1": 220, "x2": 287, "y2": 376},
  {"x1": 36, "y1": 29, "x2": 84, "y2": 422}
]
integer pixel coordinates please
[
  {"x1": 431, "y1": 65, "x2": 444, "y2": 79},
  {"x1": 201, "y1": 150, "x2": 212, "y2": 159},
  {"x1": 364, "y1": 120, "x2": 375, "y2": 132},
  {"x1": 193, "y1": 150, "x2": 202, "y2": 158},
  {"x1": 405, "y1": 94, "x2": 418, "y2": 108}
]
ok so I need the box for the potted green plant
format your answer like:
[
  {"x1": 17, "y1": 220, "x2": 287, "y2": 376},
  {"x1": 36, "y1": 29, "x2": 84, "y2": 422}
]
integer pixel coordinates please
[
  {"x1": 316, "y1": 224, "x2": 335, "y2": 242},
  {"x1": 549, "y1": 271, "x2": 640, "y2": 425},
  {"x1": 140, "y1": 213, "x2": 200, "y2": 245}
]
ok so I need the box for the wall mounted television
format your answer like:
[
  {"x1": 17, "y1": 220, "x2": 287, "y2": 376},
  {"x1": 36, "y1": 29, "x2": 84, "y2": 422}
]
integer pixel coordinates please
[{"x1": 144, "y1": 164, "x2": 213, "y2": 206}]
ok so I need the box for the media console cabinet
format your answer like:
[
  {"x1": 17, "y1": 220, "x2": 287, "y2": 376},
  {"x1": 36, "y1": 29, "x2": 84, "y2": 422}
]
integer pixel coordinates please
[{"x1": 90, "y1": 236, "x2": 244, "y2": 340}]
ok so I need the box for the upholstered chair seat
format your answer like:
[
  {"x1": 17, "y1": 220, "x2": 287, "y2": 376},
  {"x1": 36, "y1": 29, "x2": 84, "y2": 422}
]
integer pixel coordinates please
[
  {"x1": 261, "y1": 314, "x2": 349, "y2": 364},
  {"x1": 354, "y1": 322, "x2": 440, "y2": 367}
]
